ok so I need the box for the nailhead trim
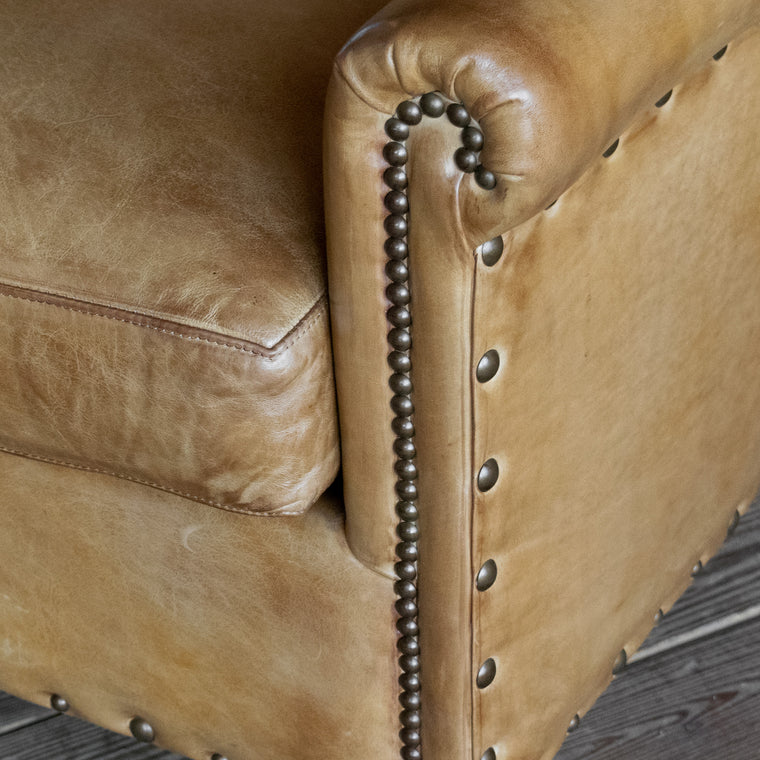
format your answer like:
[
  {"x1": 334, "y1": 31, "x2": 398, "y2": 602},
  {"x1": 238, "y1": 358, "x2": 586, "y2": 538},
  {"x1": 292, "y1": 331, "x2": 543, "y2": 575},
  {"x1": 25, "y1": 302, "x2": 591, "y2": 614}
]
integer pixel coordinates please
[
  {"x1": 612, "y1": 648, "x2": 627, "y2": 675},
  {"x1": 469, "y1": 43, "x2": 742, "y2": 754},
  {"x1": 129, "y1": 717, "x2": 155, "y2": 743},
  {"x1": 50, "y1": 694, "x2": 70, "y2": 713},
  {"x1": 383, "y1": 92, "x2": 498, "y2": 760}
]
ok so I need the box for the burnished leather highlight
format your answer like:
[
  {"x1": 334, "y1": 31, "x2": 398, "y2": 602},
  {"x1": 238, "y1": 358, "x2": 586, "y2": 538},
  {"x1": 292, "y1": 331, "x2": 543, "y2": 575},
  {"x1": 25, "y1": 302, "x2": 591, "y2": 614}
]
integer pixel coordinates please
[{"x1": 0, "y1": 0, "x2": 394, "y2": 513}]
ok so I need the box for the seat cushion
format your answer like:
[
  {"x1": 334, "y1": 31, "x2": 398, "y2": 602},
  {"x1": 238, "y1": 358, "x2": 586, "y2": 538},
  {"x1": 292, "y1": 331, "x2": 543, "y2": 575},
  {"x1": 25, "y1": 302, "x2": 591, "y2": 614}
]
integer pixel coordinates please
[{"x1": 0, "y1": 0, "x2": 383, "y2": 514}]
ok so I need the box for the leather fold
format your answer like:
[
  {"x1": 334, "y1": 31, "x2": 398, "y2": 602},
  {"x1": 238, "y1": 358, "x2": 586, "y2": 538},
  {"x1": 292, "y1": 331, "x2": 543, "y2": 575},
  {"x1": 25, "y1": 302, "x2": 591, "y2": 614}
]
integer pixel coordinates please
[{"x1": 335, "y1": 0, "x2": 760, "y2": 243}]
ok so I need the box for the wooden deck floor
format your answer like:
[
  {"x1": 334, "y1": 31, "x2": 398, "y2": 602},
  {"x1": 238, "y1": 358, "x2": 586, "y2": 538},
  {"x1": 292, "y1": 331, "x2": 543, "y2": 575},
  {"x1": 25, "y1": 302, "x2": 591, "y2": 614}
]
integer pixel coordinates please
[{"x1": 1, "y1": 505, "x2": 758, "y2": 760}]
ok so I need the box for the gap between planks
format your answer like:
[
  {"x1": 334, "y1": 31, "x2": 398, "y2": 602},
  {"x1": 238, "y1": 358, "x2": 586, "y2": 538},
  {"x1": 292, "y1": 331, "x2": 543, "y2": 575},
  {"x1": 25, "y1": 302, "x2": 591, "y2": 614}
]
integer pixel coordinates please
[{"x1": 630, "y1": 603, "x2": 760, "y2": 663}]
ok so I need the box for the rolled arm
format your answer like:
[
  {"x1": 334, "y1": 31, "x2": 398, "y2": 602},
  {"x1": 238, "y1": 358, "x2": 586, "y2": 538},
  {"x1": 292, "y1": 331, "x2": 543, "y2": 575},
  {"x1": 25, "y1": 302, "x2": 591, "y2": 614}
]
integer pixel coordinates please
[
  {"x1": 335, "y1": 0, "x2": 760, "y2": 240},
  {"x1": 326, "y1": 3, "x2": 760, "y2": 759}
]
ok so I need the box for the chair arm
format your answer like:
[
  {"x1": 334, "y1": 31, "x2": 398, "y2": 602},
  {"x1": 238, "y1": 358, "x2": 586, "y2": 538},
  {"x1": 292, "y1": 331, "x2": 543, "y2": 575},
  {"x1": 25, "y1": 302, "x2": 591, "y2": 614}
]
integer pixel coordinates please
[
  {"x1": 325, "y1": 4, "x2": 760, "y2": 759},
  {"x1": 325, "y1": 0, "x2": 759, "y2": 574},
  {"x1": 334, "y1": 0, "x2": 759, "y2": 242}
]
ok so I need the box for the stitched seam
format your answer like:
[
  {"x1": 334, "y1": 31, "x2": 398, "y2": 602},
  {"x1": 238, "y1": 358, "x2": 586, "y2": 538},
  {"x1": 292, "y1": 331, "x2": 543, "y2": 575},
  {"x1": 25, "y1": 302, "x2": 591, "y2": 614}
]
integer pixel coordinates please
[
  {"x1": 0, "y1": 444, "x2": 304, "y2": 517},
  {"x1": 0, "y1": 287, "x2": 328, "y2": 359}
]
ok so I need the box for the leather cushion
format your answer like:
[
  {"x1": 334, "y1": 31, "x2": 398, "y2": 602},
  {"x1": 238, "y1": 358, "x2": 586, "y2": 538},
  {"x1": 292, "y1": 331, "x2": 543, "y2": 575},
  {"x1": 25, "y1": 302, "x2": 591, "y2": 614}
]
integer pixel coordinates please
[{"x1": 0, "y1": 0, "x2": 381, "y2": 513}]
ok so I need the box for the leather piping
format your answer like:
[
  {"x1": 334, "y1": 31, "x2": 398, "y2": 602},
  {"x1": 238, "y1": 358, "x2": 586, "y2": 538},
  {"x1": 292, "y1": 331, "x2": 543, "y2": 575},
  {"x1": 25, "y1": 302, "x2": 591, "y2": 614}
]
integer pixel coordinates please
[
  {"x1": 0, "y1": 281, "x2": 328, "y2": 359},
  {"x1": 0, "y1": 445, "x2": 308, "y2": 516}
]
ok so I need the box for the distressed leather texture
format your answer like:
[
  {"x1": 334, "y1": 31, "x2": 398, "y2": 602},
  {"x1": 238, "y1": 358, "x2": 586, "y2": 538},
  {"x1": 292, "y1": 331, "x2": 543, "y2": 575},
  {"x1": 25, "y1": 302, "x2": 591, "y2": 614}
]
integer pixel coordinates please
[
  {"x1": 0, "y1": 451, "x2": 398, "y2": 760},
  {"x1": 326, "y1": 3, "x2": 760, "y2": 759},
  {"x1": 1, "y1": 1, "x2": 760, "y2": 760},
  {"x1": 0, "y1": 0, "x2": 382, "y2": 514},
  {"x1": 327, "y1": 0, "x2": 760, "y2": 569}
]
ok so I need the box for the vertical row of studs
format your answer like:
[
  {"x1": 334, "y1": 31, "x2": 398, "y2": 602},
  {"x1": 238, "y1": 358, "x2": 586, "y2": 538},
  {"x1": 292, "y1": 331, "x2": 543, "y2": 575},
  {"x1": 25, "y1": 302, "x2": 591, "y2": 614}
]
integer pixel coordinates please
[
  {"x1": 472, "y1": 236, "x2": 505, "y2": 760},
  {"x1": 383, "y1": 92, "x2": 497, "y2": 760}
]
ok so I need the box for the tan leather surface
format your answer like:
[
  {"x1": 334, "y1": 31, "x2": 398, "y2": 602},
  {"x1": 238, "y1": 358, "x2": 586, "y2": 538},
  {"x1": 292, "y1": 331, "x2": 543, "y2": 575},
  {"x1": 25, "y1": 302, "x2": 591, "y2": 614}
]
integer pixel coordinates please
[
  {"x1": 326, "y1": 5, "x2": 760, "y2": 760},
  {"x1": 472, "y1": 27, "x2": 760, "y2": 760},
  {"x1": 336, "y1": 0, "x2": 760, "y2": 240},
  {"x1": 327, "y1": 78, "x2": 480, "y2": 758},
  {"x1": 0, "y1": 0, "x2": 383, "y2": 346},
  {"x1": 327, "y1": 0, "x2": 760, "y2": 568},
  {"x1": 0, "y1": 0, "x2": 387, "y2": 512},
  {"x1": 0, "y1": 284, "x2": 337, "y2": 514},
  {"x1": 0, "y1": 451, "x2": 399, "y2": 760}
]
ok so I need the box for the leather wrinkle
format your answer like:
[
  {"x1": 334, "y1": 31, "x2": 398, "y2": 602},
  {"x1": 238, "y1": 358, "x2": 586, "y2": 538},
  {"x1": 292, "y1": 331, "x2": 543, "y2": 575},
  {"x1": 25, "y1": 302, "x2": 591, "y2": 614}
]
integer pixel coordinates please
[
  {"x1": 0, "y1": 281, "x2": 329, "y2": 359},
  {"x1": 0, "y1": 444, "x2": 305, "y2": 516}
]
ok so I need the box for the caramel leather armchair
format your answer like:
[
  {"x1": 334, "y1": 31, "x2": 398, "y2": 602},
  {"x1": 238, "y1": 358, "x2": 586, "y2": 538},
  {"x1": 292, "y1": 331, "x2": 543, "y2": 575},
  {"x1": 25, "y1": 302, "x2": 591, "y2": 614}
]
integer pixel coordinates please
[{"x1": 1, "y1": 2, "x2": 759, "y2": 760}]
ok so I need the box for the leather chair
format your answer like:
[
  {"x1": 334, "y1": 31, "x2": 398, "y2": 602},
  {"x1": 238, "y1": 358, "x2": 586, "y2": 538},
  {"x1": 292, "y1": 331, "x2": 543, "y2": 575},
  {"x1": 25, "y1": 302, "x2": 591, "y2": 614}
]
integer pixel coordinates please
[{"x1": 1, "y1": 2, "x2": 759, "y2": 759}]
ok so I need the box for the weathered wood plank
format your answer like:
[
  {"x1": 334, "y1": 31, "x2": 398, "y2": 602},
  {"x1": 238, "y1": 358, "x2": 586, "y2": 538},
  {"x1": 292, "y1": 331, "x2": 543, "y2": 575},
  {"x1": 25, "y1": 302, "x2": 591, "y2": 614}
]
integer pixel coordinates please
[
  {"x1": 641, "y1": 502, "x2": 760, "y2": 650},
  {"x1": 556, "y1": 615, "x2": 760, "y2": 760},
  {"x1": 0, "y1": 692, "x2": 53, "y2": 735},
  {"x1": 0, "y1": 711, "x2": 186, "y2": 760}
]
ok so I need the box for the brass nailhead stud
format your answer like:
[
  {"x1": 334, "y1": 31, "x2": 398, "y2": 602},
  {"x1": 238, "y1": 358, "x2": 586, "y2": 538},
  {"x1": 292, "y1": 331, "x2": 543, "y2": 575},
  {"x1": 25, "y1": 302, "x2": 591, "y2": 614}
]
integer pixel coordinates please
[
  {"x1": 446, "y1": 103, "x2": 471, "y2": 128},
  {"x1": 129, "y1": 717, "x2": 155, "y2": 743},
  {"x1": 50, "y1": 694, "x2": 70, "y2": 713},
  {"x1": 476, "y1": 349, "x2": 500, "y2": 383},
  {"x1": 479, "y1": 236, "x2": 504, "y2": 267},
  {"x1": 568, "y1": 714, "x2": 581, "y2": 733},
  {"x1": 655, "y1": 90, "x2": 673, "y2": 108},
  {"x1": 420, "y1": 92, "x2": 445, "y2": 118},
  {"x1": 477, "y1": 458, "x2": 499, "y2": 492},
  {"x1": 396, "y1": 101, "x2": 422, "y2": 126},
  {"x1": 476, "y1": 559, "x2": 498, "y2": 592},
  {"x1": 612, "y1": 649, "x2": 627, "y2": 675},
  {"x1": 481, "y1": 749, "x2": 497, "y2": 760},
  {"x1": 476, "y1": 658, "x2": 497, "y2": 688},
  {"x1": 603, "y1": 138, "x2": 619, "y2": 158},
  {"x1": 475, "y1": 165, "x2": 497, "y2": 190}
]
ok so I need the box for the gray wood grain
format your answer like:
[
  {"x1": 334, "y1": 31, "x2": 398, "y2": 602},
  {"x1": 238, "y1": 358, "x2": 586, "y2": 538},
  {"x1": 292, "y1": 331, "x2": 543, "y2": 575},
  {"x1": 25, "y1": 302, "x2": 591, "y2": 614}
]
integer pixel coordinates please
[
  {"x1": 556, "y1": 615, "x2": 760, "y2": 760},
  {"x1": 642, "y1": 503, "x2": 760, "y2": 651},
  {"x1": 0, "y1": 692, "x2": 53, "y2": 736},
  {"x1": 0, "y1": 711, "x2": 186, "y2": 760}
]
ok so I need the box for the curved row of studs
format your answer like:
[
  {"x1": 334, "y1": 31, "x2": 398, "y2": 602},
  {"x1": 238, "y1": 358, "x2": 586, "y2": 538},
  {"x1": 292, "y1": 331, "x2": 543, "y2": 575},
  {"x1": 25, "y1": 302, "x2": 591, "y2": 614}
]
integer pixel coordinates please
[
  {"x1": 383, "y1": 92, "x2": 498, "y2": 760},
  {"x1": 48, "y1": 695, "x2": 227, "y2": 760},
  {"x1": 473, "y1": 42, "x2": 733, "y2": 755}
]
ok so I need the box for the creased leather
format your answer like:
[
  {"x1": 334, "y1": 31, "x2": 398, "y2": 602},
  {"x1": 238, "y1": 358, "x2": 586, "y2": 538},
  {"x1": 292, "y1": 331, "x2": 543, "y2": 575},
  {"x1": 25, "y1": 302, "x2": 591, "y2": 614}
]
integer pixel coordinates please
[
  {"x1": 335, "y1": 0, "x2": 760, "y2": 241},
  {"x1": 0, "y1": 284, "x2": 339, "y2": 514},
  {"x1": 0, "y1": 452, "x2": 398, "y2": 760},
  {"x1": 0, "y1": 0, "x2": 388, "y2": 513}
]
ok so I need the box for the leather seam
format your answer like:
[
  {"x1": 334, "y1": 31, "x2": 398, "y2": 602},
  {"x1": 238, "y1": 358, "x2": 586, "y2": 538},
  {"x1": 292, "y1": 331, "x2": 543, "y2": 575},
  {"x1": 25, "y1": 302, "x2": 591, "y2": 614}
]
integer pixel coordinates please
[
  {"x1": 0, "y1": 445, "x2": 305, "y2": 516},
  {"x1": 0, "y1": 285, "x2": 328, "y2": 359}
]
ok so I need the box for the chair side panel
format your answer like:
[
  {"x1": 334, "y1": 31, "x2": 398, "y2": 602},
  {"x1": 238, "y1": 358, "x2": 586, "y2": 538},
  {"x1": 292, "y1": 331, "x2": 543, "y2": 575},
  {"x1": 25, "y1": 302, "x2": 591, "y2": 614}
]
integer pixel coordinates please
[{"x1": 471, "y1": 27, "x2": 760, "y2": 760}]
